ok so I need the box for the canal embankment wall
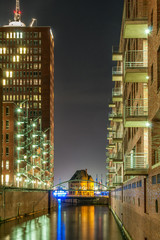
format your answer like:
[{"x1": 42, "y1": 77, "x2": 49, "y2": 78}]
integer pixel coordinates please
[
  {"x1": 109, "y1": 176, "x2": 160, "y2": 240},
  {"x1": 0, "y1": 187, "x2": 57, "y2": 222}
]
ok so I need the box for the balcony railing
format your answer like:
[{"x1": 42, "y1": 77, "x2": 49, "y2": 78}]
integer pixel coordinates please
[
  {"x1": 112, "y1": 66, "x2": 123, "y2": 75},
  {"x1": 125, "y1": 50, "x2": 148, "y2": 69},
  {"x1": 109, "y1": 153, "x2": 123, "y2": 163},
  {"x1": 125, "y1": 106, "x2": 148, "y2": 117},
  {"x1": 124, "y1": 153, "x2": 148, "y2": 175},
  {"x1": 112, "y1": 176, "x2": 123, "y2": 185},
  {"x1": 112, "y1": 46, "x2": 123, "y2": 61},
  {"x1": 112, "y1": 88, "x2": 123, "y2": 97}
]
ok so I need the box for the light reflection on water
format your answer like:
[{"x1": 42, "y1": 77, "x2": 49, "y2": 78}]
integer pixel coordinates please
[{"x1": 0, "y1": 205, "x2": 124, "y2": 240}]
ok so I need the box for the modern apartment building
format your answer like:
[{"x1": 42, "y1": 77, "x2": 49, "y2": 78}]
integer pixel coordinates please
[
  {"x1": 0, "y1": 1, "x2": 54, "y2": 184},
  {"x1": 106, "y1": 0, "x2": 160, "y2": 239},
  {"x1": 1, "y1": 102, "x2": 53, "y2": 189}
]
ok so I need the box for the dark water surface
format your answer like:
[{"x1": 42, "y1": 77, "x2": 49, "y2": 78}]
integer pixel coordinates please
[{"x1": 0, "y1": 205, "x2": 124, "y2": 240}]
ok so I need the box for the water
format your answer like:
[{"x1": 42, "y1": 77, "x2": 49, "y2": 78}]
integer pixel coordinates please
[{"x1": 0, "y1": 205, "x2": 124, "y2": 240}]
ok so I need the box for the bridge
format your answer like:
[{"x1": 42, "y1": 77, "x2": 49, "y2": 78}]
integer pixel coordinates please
[{"x1": 52, "y1": 179, "x2": 109, "y2": 198}]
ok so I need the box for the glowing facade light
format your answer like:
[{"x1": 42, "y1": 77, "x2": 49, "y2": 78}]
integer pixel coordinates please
[
  {"x1": 146, "y1": 122, "x2": 151, "y2": 127},
  {"x1": 32, "y1": 123, "x2": 36, "y2": 127},
  {"x1": 17, "y1": 108, "x2": 21, "y2": 112}
]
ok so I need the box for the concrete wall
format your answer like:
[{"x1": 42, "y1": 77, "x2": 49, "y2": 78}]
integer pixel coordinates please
[{"x1": 0, "y1": 187, "x2": 57, "y2": 222}]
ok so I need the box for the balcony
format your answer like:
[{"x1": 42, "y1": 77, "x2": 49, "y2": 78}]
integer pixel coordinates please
[
  {"x1": 112, "y1": 176, "x2": 123, "y2": 186},
  {"x1": 112, "y1": 66, "x2": 123, "y2": 82},
  {"x1": 112, "y1": 88, "x2": 123, "y2": 102},
  {"x1": 109, "y1": 112, "x2": 123, "y2": 122},
  {"x1": 107, "y1": 133, "x2": 112, "y2": 140},
  {"x1": 124, "y1": 50, "x2": 148, "y2": 83},
  {"x1": 108, "y1": 167, "x2": 116, "y2": 174},
  {"x1": 109, "y1": 102, "x2": 116, "y2": 108},
  {"x1": 109, "y1": 153, "x2": 123, "y2": 163},
  {"x1": 113, "y1": 132, "x2": 123, "y2": 143},
  {"x1": 124, "y1": 153, "x2": 148, "y2": 175},
  {"x1": 112, "y1": 46, "x2": 123, "y2": 61},
  {"x1": 124, "y1": 100, "x2": 148, "y2": 127},
  {"x1": 123, "y1": 4, "x2": 148, "y2": 38}
]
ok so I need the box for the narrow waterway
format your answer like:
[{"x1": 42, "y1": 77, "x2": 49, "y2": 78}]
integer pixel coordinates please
[{"x1": 0, "y1": 205, "x2": 124, "y2": 240}]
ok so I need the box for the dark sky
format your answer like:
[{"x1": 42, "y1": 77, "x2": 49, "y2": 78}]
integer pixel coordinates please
[{"x1": 0, "y1": 0, "x2": 124, "y2": 185}]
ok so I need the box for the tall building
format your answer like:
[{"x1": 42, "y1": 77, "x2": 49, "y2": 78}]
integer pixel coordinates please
[
  {"x1": 106, "y1": 0, "x2": 160, "y2": 239},
  {"x1": 0, "y1": 1, "x2": 54, "y2": 184}
]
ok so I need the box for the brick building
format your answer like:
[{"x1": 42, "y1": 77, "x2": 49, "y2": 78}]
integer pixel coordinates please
[
  {"x1": 69, "y1": 169, "x2": 94, "y2": 196},
  {"x1": 0, "y1": 1, "x2": 54, "y2": 184},
  {"x1": 1, "y1": 102, "x2": 53, "y2": 189},
  {"x1": 106, "y1": 0, "x2": 160, "y2": 239}
]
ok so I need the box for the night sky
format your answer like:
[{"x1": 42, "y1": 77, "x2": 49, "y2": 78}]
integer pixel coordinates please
[{"x1": 0, "y1": 0, "x2": 123, "y2": 185}]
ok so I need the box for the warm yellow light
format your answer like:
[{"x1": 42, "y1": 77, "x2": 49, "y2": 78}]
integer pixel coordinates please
[
  {"x1": 0, "y1": 48, "x2": 2, "y2": 54},
  {"x1": 10, "y1": 71, "x2": 12, "y2": 78},
  {"x1": 10, "y1": 32, "x2": 12, "y2": 38},
  {"x1": 23, "y1": 48, "x2": 26, "y2": 54},
  {"x1": 13, "y1": 56, "x2": 16, "y2": 62},
  {"x1": 20, "y1": 48, "x2": 23, "y2": 54},
  {"x1": 6, "y1": 33, "x2": 9, "y2": 38},
  {"x1": 3, "y1": 48, "x2": 6, "y2": 54},
  {"x1": 6, "y1": 71, "x2": 9, "y2": 78},
  {"x1": 3, "y1": 79, "x2": 6, "y2": 86},
  {"x1": 17, "y1": 55, "x2": 19, "y2": 62}
]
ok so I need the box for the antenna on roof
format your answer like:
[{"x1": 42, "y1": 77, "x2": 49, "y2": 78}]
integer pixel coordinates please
[{"x1": 14, "y1": 0, "x2": 21, "y2": 21}]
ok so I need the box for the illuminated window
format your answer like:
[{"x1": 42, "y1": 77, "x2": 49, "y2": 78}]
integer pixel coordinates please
[
  {"x1": 10, "y1": 32, "x2": 12, "y2": 38},
  {"x1": 20, "y1": 32, "x2": 23, "y2": 38},
  {"x1": 13, "y1": 32, "x2": 16, "y2": 38},
  {"x1": 39, "y1": 87, "x2": 41, "y2": 93},
  {"x1": 20, "y1": 48, "x2": 23, "y2": 54},
  {"x1": 1, "y1": 175, "x2": 3, "y2": 184},
  {"x1": 6, "y1": 33, "x2": 9, "y2": 38},
  {"x1": 3, "y1": 48, "x2": 6, "y2": 54},
  {"x1": 23, "y1": 48, "x2": 26, "y2": 54},
  {"x1": 13, "y1": 95, "x2": 15, "y2": 100},
  {"x1": 39, "y1": 95, "x2": 41, "y2": 101},
  {"x1": 10, "y1": 95, "x2": 12, "y2": 101},
  {"x1": 3, "y1": 79, "x2": 6, "y2": 86},
  {"x1": 33, "y1": 95, "x2": 38, "y2": 101},
  {"x1": 0, "y1": 48, "x2": 2, "y2": 54},
  {"x1": 6, "y1": 161, "x2": 9, "y2": 170},
  {"x1": 34, "y1": 79, "x2": 38, "y2": 85},
  {"x1": 16, "y1": 95, "x2": 19, "y2": 100},
  {"x1": 3, "y1": 96, "x2": 5, "y2": 101},
  {"x1": 17, "y1": 32, "x2": 19, "y2": 38},
  {"x1": 5, "y1": 174, "x2": 9, "y2": 183},
  {"x1": 33, "y1": 64, "x2": 38, "y2": 69},
  {"x1": 2, "y1": 161, "x2": 3, "y2": 169}
]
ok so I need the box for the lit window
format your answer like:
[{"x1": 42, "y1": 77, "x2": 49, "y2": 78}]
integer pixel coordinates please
[
  {"x1": 6, "y1": 33, "x2": 9, "y2": 38},
  {"x1": 3, "y1": 48, "x2": 6, "y2": 54},
  {"x1": 6, "y1": 161, "x2": 9, "y2": 170},
  {"x1": 5, "y1": 174, "x2": 9, "y2": 183},
  {"x1": 10, "y1": 32, "x2": 12, "y2": 38},
  {"x1": 17, "y1": 32, "x2": 19, "y2": 38},
  {"x1": 13, "y1": 56, "x2": 16, "y2": 62},
  {"x1": 23, "y1": 48, "x2": 26, "y2": 54},
  {"x1": 13, "y1": 32, "x2": 16, "y2": 38},
  {"x1": 0, "y1": 48, "x2": 2, "y2": 54},
  {"x1": 2, "y1": 161, "x2": 3, "y2": 169},
  {"x1": 20, "y1": 48, "x2": 22, "y2": 54},
  {"x1": 20, "y1": 32, "x2": 23, "y2": 39},
  {"x1": 1, "y1": 175, "x2": 3, "y2": 184},
  {"x1": 3, "y1": 79, "x2": 6, "y2": 86}
]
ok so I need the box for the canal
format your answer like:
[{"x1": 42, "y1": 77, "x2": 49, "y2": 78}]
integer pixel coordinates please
[{"x1": 0, "y1": 205, "x2": 125, "y2": 240}]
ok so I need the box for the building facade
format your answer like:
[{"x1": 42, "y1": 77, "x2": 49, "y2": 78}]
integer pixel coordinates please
[
  {"x1": 69, "y1": 169, "x2": 94, "y2": 196},
  {"x1": 0, "y1": 1, "x2": 54, "y2": 184},
  {"x1": 1, "y1": 102, "x2": 53, "y2": 189},
  {"x1": 106, "y1": 0, "x2": 160, "y2": 239}
]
